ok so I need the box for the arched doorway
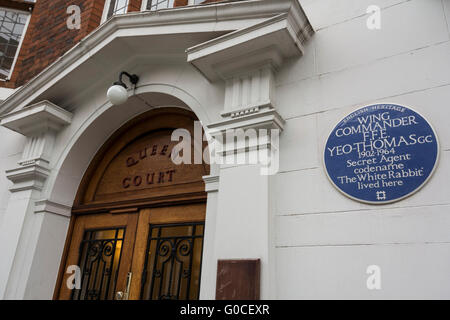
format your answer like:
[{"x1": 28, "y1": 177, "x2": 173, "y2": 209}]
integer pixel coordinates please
[{"x1": 54, "y1": 108, "x2": 209, "y2": 300}]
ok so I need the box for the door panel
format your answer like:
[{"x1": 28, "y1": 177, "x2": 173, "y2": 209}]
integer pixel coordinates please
[
  {"x1": 57, "y1": 109, "x2": 209, "y2": 300},
  {"x1": 57, "y1": 203, "x2": 206, "y2": 300},
  {"x1": 57, "y1": 213, "x2": 138, "y2": 300},
  {"x1": 139, "y1": 222, "x2": 205, "y2": 300}
]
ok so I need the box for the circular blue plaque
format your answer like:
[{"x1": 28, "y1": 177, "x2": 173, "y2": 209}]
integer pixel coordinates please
[{"x1": 324, "y1": 103, "x2": 439, "y2": 204}]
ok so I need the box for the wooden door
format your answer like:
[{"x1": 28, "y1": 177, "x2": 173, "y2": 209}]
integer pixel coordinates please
[
  {"x1": 56, "y1": 203, "x2": 206, "y2": 300},
  {"x1": 55, "y1": 108, "x2": 209, "y2": 300},
  {"x1": 57, "y1": 212, "x2": 139, "y2": 300},
  {"x1": 129, "y1": 203, "x2": 206, "y2": 300}
]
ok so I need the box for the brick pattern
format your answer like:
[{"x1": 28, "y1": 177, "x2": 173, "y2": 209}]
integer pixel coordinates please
[
  {"x1": 0, "y1": 0, "x2": 228, "y2": 89},
  {"x1": 175, "y1": 0, "x2": 188, "y2": 7},
  {"x1": 2, "y1": 0, "x2": 106, "y2": 88},
  {"x1": 128, "y1": 0, "x2": 142, "y2": 12}
]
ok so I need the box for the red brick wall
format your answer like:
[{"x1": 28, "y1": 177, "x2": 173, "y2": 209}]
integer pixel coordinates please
[
  {"x1": 128, "y1": 0, "x2": 142, "y2": 12},
  {"x1": 1, "y1": 0, "x2": 227, "y2": 89},
  {"x1": 2, "y1": 0, "x2": 106, "y2": 88}
]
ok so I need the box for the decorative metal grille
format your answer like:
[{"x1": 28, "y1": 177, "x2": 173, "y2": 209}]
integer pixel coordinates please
[
  {"x1": 140, "y1": 222, "x2": 205, "y2": 300},
  {"x1": 0, "y1": 9, "x2": 28, "y2": 80},
  {"x1": 71, "y1": 228, "x2": 125, "y2": 300},
  {"x1": 107, "y1": 0, "x2": 129, "y2": 19}
]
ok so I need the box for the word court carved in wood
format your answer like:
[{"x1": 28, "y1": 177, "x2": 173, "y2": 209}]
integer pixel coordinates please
[
  {"x1": 121, "y1": 143, "x2": 177, "y2": 190},
  {"x1": 122, "y1": 170, "x2": 176, "y2": 189}
]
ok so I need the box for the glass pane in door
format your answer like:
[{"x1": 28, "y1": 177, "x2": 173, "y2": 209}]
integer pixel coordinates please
[
  {"x1": 140, "y1": 222, "x2": 204, "y2": 300},
  {"x1": 72, "y1": 228, "x2": 125, "y2": 300}
]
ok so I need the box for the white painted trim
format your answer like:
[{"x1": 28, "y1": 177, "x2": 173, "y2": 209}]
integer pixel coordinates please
[
  {"x1": 187, "y1": 12, "x2": 313, "y2": 82},
  {"x1": 187, "y1": 13, "x2": 306, "y2": 59},
  {"x1": 190, "y1": 0, "x2": 210, "y2": 5},
  {"x1": 141, "y1": 0, "x2": 149, "y2": 11},
  {"x1": 5, "y1": 163, "x2": 50, "y2": 192},
  {"x1": 34, "y1": 199, "x2": 72, "y2": 218},
  {"x1": 0, "y1": 7, "x2": 32, "y2": 81},
  {"x1": 101, "y1": 0, "x2": 130, "y2": 24},
  {"x1": 100, "y1": 0, "x2": 111, "y2": 23},
  {"x1": 142, "y1": 0, "x2": 203, "y2": 11},
  {"x1": 203, "y1": 174, "x2": 219, "y2": 193},
  {"x1": 207, "y1": 109, "x2": 285, "y2": 133},
  {"x1": 0, "y1": 100, "x2": 73, "y2": 136},
  {"x1": 7, "y1": 11, "x2": 31, "y2": 81},
  {"x1": 0, "y1": 87, "x2": 16, "y2": 101}
]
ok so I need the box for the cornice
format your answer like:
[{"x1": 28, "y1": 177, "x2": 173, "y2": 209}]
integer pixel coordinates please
[
  {"x1": 6, "y1": 163, "x2": 51, "y2": 192},
  {"x1": 187, "y1": 11, "x2": 312, "y2": 82},
  {"x1": 34, "y1": 199, "x2": 72, "y2": 218},
  {"x1": 203, "y1": 175, "x2": 220, "y2": 193},
  {"x1": 0, "y1": 100, "x2": 72, "y2": 136},
  {"x1": 207, "y1": 108, "x2": 285, "y2": 134}
]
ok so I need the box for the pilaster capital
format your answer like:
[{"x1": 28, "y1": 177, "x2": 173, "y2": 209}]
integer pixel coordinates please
[
  {"x1": 0, "y1": 100, "x2": 72, "y2": 137},
  {"x1": 206, "y1": 109, "x2": 284, "y2": 174},
  {"x1": 34, "y1": 199, "x2": 72, "y2": 218},
  {"x1": 203, "y1": 175, "x2": 220, "y2": 193},
  {"x1": 1, "y1": 101, "x2": 72, "y2": 192},
  {"x1": 5, "y1": 163, "x2": 51, "y2": 192},
  {"x1": 207, "y1": 108, "x2": 285, "y2": 136},
  {"x1": 187, "y1": 9, "x2": 313, "y2": 119}
]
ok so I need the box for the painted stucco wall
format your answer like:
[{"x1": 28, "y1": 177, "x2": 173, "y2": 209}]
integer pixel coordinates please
[
  {"x1": 0, "y1": 128, "x2": 26, "y2": 228},
  {"x1": 273, "y1": 0, "x2": 450, "y2": 299}
]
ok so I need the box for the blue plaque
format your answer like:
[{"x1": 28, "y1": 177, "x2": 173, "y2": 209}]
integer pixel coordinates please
[{"x1": 324, "y1": 104, "x2": 439, "y2": 204}]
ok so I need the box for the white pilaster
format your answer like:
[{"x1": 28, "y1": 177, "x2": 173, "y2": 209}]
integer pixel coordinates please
[
  {"x1": 0, "y1": 101, "x2": 72, "y2": 299},
  {"x1": 200, "y1": 174, "x2": 220, "y2": 299},
  {"x1": 205, "y1": 112, "x2": 283, "y2": 299},
  {"x1": 187, "y1": 4, "x2": 313, "y2": 299}
]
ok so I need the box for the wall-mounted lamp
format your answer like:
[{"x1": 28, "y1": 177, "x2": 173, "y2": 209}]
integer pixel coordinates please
[{"x1": 107, "y1": 71, "x2": 139, "y2": 105}]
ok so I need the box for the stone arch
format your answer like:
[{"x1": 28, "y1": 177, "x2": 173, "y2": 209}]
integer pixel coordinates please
[{"x1": 45, "y1": 84, "x2": 212, "y2": 209}]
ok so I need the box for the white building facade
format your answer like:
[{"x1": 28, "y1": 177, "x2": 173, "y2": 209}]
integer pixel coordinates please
[{"x1": 0, "y1": 0, "x2": 449, "y2": 300}]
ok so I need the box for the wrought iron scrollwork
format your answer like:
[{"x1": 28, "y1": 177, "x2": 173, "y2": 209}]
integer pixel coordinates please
[
  {"x1": 71, "y1": 228, "x2": 125, "y2": 300},
  {"x1": 141, "y1": 222, "x2": 205, "y2": 300}
]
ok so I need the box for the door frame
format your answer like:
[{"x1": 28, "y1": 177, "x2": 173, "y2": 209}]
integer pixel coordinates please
[
  {"x1": 53, "y1": 193, "x2": 208, "y2": 299},
  {"x1": 56, "y1": 211, "x2": 139, "y2": 300},
  {"x1": 53, "y1": 108, "x2": 209, "y2": 299}
]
